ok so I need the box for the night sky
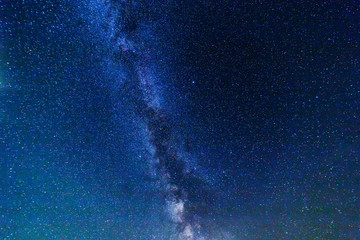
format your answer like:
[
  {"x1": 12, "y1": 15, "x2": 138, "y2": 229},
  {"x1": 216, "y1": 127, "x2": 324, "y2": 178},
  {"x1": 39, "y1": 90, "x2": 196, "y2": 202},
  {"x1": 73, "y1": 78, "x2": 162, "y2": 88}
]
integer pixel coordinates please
[{"x1": 1, "y1": 1, "x2": 360, "y2": 239}]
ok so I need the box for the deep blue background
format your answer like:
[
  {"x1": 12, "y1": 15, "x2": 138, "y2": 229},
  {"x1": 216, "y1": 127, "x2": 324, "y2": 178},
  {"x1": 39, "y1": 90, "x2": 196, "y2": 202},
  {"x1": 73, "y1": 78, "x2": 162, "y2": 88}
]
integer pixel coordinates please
[{"x1": 1, "y1": 0, "x2": 360, "y2": 239}]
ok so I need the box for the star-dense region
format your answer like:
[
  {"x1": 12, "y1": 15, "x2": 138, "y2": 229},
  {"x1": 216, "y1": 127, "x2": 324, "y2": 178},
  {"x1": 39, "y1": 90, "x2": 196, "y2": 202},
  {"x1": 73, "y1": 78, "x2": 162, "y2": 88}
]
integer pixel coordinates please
[{"x1": 1, "y1": 0, "x2": 360, "y2": 239}]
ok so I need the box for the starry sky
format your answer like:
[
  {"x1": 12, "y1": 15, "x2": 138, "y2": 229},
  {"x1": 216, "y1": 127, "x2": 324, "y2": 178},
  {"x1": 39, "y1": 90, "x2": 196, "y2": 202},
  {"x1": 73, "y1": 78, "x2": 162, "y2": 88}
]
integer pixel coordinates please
[{"x1": 1, "y1": 0, "x2": 360, "y2": 239}]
